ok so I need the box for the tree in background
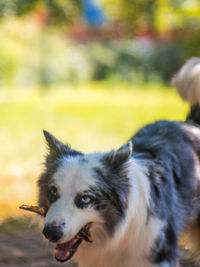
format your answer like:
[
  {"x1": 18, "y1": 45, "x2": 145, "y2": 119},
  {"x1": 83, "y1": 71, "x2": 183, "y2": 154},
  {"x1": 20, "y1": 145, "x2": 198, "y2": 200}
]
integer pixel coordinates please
[
  {"x1": 0, "y1": 0, "x2": 200, "y2": 85},
  {"x1": 0, "y1": 0, "x2": 199, "y2": 36}
]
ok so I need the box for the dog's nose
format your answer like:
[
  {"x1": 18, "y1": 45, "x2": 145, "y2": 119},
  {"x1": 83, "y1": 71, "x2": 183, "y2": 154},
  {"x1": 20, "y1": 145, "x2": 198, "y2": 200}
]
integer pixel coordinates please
[{"x1": 43, "y1": 224, "x2": 63, "y2": 242}]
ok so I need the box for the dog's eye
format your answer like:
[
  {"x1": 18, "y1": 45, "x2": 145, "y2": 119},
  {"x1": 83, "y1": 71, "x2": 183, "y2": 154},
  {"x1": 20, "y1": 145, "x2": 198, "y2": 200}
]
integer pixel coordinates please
[
  {"x1": 50, "y1": 185, "x2": 57, "y2": 195},
  {"x1": 48, "y1": 185, "x2": 59, "y2": 203},
  {"x1": 81, "y1": 195, "x2": 92, "y2": 204},
  {"x1": 74, "y1": 193, "x2": 94, "y2": 208}
]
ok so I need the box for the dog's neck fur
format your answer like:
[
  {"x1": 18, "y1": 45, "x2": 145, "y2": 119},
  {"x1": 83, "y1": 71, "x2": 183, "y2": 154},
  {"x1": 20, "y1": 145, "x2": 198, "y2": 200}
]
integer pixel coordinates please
[{"x1": 74, "y1": 158, "x2": 163, "y2": 267}]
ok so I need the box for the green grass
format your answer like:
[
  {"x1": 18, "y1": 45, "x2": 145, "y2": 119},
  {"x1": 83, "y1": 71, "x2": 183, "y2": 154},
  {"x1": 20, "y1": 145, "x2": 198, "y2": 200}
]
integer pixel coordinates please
[
  {"x1": 0, "y1": 82, "x2": 188, "y2": 218},
  {"x1": 0, "y1": 217, "x2": 38, "y2": 234}
]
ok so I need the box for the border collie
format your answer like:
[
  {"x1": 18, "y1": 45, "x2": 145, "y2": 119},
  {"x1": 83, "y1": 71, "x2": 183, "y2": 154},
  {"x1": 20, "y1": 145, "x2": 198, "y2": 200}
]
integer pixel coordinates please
[{"x1": 37, "y1": 58, "x2": 200, "y2": 267}]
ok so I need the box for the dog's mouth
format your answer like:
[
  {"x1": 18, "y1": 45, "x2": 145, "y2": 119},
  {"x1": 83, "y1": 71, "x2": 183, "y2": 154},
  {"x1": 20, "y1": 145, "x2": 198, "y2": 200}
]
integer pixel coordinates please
[{"x1": 54, "y1": 223, "x2": 93, "y2": 263}]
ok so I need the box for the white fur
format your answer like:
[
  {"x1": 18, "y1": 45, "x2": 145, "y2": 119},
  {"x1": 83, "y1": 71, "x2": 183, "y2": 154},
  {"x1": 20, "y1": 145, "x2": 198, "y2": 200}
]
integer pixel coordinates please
[
  {"x1": 182, "y1": 123, "x2": 200, "y2": 139},
  {"x1": 172, "y1": 57, "x2": 200, "y2": 105}
]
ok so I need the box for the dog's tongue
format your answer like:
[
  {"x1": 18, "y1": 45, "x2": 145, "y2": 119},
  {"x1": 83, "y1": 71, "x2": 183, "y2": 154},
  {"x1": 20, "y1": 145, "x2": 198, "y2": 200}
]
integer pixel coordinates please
[{"x1": 54, "y1": 240, "x2": 74, "y2": 260}]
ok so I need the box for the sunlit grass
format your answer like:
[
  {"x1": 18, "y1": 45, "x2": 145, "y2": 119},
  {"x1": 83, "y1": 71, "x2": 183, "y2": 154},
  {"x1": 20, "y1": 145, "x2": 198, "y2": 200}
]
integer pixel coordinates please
[{"x1": 0, "y1": 83, "x2": 188, "y2": 218}]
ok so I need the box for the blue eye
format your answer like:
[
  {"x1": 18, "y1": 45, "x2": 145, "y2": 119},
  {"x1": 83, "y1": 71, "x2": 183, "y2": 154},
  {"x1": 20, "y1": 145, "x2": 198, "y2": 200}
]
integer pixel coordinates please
[{"x1": 81, "y1": 195, "x2": 91, "y2": 204}]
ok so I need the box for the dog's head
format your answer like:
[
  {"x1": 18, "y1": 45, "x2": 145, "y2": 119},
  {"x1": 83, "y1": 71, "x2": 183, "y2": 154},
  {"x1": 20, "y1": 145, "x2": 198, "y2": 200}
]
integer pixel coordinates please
[{"x1": 38, "y1": 131, "x2": 132, "y2": 262}]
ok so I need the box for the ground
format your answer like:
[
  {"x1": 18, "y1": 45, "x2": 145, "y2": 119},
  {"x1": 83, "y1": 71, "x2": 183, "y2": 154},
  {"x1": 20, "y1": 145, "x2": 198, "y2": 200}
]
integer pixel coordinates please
[
  {"x1": 0, "y1": 230, "x2": 78, "y2": 267},
  {"x1": 0, "y1": 229, "x2": 60, "y2": 267}
]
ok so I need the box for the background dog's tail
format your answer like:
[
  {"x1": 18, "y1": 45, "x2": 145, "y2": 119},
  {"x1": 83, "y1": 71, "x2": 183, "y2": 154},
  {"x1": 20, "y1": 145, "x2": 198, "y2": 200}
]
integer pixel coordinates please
[{"x1": 172, "y1": 57, "x2": 200, "y2": 125}]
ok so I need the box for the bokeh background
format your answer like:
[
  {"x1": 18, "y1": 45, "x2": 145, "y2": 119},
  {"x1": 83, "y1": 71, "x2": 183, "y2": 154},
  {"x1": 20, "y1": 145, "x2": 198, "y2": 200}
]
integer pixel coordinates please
[{"x1": 0, "y1": 0, "x2": 199, "y2": 266}]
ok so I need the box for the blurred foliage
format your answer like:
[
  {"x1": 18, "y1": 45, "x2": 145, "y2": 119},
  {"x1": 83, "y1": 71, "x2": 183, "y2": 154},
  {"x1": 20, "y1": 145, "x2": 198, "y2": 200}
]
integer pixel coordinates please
[
  {"x1": 0, "y1": 0, "x2": 200, "y2": 85},
  {"x1": 101, "y1": 0, "x2": 198, "y2": 33},
  {"x1": 0, "y1": 217, "x2": 38, "y2": 234},
  {"x1": 102, "y1": 0, "x2": 158, "y2": 33},
  {"x1": 0, "y1": 0, "x2": 82, "y2": 24},
  {"x1": 0, "y1": 19, "x2": 188, "y2": 86},
  {"x1": 0, "y1": 0, "x2": 199, "y2": 31},
  {"x1": 88, "y1": 41, "x2": 183, "y2": 82}
]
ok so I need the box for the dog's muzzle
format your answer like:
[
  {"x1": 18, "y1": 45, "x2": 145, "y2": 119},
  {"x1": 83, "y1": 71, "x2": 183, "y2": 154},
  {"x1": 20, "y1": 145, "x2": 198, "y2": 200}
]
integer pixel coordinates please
[
  {"x1": 43, "y1": 223, "x2": 63, "y2": 242},
  {"x1": 43, "y1": 220, "x2": 93, "y2": 263}
]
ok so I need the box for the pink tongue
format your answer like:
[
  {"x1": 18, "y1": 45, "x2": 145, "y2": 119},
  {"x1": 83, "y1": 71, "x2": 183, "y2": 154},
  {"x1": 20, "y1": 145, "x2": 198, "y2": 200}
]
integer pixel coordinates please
[
  {"x1": 54, "y1": 241, "x2": 73, "y2": 259},
  {"x1": 54, "y1": 247, "x2": 68, "y2": 259}
]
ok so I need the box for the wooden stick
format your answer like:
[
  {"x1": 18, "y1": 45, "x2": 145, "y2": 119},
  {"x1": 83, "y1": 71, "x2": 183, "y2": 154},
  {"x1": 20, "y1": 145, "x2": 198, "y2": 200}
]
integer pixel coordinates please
[
  {"x1": 19, "y1": 204, "x2": 46, "y2": 216},
  {"x1": 78, "y1": 228, "x2": 93, "y2": 243}
]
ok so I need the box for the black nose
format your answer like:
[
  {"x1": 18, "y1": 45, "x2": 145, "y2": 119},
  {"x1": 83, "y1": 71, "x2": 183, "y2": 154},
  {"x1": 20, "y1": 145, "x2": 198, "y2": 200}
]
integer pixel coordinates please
[{"x1": 43, "y1": 224, "x2": 63, "y2": 242}]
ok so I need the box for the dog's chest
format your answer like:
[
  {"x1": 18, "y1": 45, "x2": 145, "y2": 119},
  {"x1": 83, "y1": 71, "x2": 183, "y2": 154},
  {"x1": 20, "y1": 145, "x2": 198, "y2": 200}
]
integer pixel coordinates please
[
  {"x1": 76, "y1": 255, "x2": 157, "y2": 267},
  {"x1": 75, "y1": 216, "x2": 164, "y2": 267},
  {"x1": 75, "y1": 235, "x2": 159, "y2": 267}
]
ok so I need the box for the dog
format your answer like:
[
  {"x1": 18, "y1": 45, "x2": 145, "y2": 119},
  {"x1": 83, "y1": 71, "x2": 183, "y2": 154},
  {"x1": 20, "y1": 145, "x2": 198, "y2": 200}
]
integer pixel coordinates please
[{"x1": 38, "y1": 58, "x2": 200, "y2": 267}]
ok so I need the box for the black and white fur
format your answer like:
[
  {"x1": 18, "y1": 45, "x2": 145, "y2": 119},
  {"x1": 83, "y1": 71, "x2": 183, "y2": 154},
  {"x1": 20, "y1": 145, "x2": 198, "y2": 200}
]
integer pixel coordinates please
[{"x1": 38, "y1": 58, "x2": 200, "y2": 267}]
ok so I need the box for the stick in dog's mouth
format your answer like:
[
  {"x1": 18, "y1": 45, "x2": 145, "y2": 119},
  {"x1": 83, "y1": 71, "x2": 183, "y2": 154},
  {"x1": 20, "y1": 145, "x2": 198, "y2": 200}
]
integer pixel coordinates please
[
  {"x1": 54, "y1": 222, "x2": 93, "y2": 263},
  {"x1": 19, "y1": 204, "x2": 46, "y2": 216}
]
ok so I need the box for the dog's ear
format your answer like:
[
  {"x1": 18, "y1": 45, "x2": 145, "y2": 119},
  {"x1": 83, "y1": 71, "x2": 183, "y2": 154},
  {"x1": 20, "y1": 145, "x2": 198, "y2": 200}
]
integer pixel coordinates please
[
  {"x1": 103, "y1": 142, "x2": 133, "y2": 170},
  {"x1": 43, "y1": 130, "x2": 71, "y2": 155},
  {"x1": 102, "y1": 143, "x2": 132, "y2": 210},
  {"x1": 43, "y1": 130, "x2": 83, "y2": 159},
  {"x1": 117, "y1": 142, "x2": 133, "y2": 160}
]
